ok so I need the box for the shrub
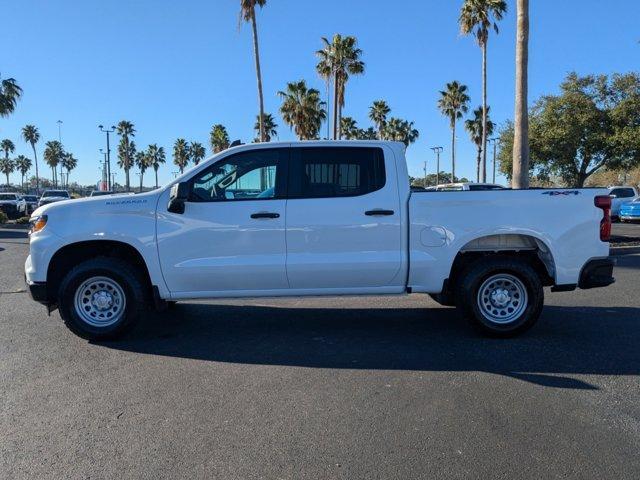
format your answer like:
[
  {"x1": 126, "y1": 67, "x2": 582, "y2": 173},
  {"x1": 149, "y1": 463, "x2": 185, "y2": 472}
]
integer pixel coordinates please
[
  {"x1": 0, "y1": 211, "x2": 7, "y2": 224},
  {"x1": 16, "y1": 216, "x2": 31, "y2": 224}
]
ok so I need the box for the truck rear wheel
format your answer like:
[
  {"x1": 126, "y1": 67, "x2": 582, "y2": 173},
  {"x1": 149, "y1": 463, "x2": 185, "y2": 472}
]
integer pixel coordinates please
[
  {"x1": 57, "y1": 257, "x2": 147, "y2": 340},
  {"x1": 455, "y1": 256, "x2": 543, "y2": 337}
]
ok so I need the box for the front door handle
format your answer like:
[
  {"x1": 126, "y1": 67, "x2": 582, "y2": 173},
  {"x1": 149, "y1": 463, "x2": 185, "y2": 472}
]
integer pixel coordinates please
[
  {"x1": 365, "y1": 209, "x2": 394, "y2": 216},
  {"x1": 251, "y1": 212, "x2": 280, "y2": 219}
]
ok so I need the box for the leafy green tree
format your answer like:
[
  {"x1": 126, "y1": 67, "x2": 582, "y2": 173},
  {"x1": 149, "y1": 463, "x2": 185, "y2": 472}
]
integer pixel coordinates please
[
  {"x1": 61, "y1": 152, "x2": 77, "y2": 187},
  {"x1": 116, "y1": 120, "x2": 136, "y2": 191},
  {"x1": 438, "y1": 81, "x2": 470, "y2": 180},
  {"x1": 173, "y1": 138, "x2": 190, "y2": 174},
  {"x1": 254, "y1": 113, "x2": 278, "y2": 142},
  {"x1": 240, "y1": 0, "x2": 267, "y2": 142},
  {"x1": 383, "y1": 118, "x2": 419, "y2": 148},
  {"x1": 15, "y1": 155, "x2": 32, "y2": 189},
  {"x1": 43, "y1": 140, "x2": 63, "y2": 187},
  {"x1": 0, "y1": 76, "x2": 22, "y2": 117},
  {"x1": 21, "y1": 125, "x2": 41, "y2": 192},
  {"x1": 465, "y1": 106, "x2": 495, "y2": 182},
  {"x1": 278, "y1": 80, "x2": 326, "y2": 140},
  {"x1": 369, "y1": 100, "x2": 390, "y2": 139},
  {"x1": 499, "y1": 72, "x2": 640, "y2": 187},
  {"x1": 210, "y1": 124, "x2": 230, "y2": 153},
  {"x1": 460, "y1": 0, "x2": 507, "y2": 182},
  {"x1": 316, "y1": 34, "x2": 364, "y2": 139},
  {"x1": 189, "y1": 142, "x2": 206, "y2": 165},
  {"x1": 147, "y1": 144, "x2": 166, "y2": 188}
]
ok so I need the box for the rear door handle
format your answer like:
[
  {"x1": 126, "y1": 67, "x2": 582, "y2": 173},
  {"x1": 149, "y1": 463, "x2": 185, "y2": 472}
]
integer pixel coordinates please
[
  {"x1": 365, "y1": 209, "x2": 395, "y2": 216},
  {"x1": 251, "y1": 212, "x2": 280, "y2": 219}
]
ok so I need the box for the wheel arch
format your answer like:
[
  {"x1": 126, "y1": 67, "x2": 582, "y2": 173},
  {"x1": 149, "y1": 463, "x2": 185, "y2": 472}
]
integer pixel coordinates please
[{"x1": 46, "y1": 240, "x2": 153, "y2": 304}]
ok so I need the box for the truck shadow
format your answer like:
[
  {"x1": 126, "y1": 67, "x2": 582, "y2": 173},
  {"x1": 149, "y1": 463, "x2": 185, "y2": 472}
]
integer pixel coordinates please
[{"x1": 101, "y1": 303, "x2": 640, "y2": 390}]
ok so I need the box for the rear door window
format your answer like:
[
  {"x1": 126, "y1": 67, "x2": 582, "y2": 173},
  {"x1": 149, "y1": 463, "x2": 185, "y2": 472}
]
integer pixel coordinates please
[{"x1": 288, "y1": 147, "x2": 386, "y2": 198}]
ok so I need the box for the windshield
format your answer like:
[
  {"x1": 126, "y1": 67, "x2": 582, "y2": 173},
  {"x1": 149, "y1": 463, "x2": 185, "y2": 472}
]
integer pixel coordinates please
[
  {"x1": 23, "y1": 196, "x2": 38, "y2": 201},
  {"x1": 42, "y1": 191, "x2": 69, "y2": 198},
  {"x1": 0, "y1": 194, "x2": 17, "y2": 200}
]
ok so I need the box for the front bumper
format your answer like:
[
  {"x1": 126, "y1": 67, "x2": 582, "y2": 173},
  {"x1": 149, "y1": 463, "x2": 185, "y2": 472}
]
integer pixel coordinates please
[
  {"x1": 26, "y1": 279, "x2": 49, "y2": 305},
  {"x1": 578, "y1": 257, "x2": 616, "y2": 289}
]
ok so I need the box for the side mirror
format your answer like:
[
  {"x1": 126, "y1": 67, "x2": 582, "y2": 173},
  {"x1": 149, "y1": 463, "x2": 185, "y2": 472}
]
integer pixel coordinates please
[{"x1": 168, "y1": 182, "x2": 189, "y2": 214}]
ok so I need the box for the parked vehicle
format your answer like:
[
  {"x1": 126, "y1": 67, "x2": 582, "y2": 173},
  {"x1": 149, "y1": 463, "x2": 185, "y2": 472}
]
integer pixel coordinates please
[
  {"x1": 38, "y1": 190, "x2": 70, "y2": 207},
  {"x1": 427, "y1": 182, "x2": 507, "y2": 191},
  {"x1": 0, "y1": 192, "x2": 21, "y2": 219},
  {"x1": 25, "y1": 141, "x2": 615, "y2": 340},
  {"x1": 18, "y1": 195, "x2": 39, "y2": 215},
  {"x1": 619, "y1": 197, "x2": 640, "y2": 222},
  {"x1": 608, "y1": 186, "x2": 638, "y2": 218}
]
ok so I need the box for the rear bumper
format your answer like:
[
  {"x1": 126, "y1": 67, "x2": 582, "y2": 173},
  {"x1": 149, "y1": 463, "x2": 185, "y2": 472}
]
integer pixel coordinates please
[{"x1": 578, "y1": 257, "x2": 616, "y2": 289}]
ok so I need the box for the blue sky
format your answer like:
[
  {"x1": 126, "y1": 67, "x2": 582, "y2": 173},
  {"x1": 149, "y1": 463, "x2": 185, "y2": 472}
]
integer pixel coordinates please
[{"x1": 1, "y1": 0, "x2": 639, "y2": 187}]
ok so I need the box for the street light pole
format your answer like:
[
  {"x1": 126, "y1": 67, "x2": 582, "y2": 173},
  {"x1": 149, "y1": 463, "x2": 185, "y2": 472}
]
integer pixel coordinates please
[
  {"x1": 57, "y1": 120, "x2": 63, "y2": 188},
  {"x1": 430, "y1": 146, "x2": 443, "y2": 186},
  {"x1": 423, "y1": 161, "x2": 427, "y2": 188},
  {"x1": 489, "y1": 138, "x2": 499, "y2": 184},
  {"x1": 99, "y1": 125, "x2": 116, "y2": 190}
]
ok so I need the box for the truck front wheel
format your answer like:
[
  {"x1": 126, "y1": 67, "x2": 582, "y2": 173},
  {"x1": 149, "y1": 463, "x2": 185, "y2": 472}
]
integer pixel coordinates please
[
  {"x1": 455, "y1": 256, "x2": 544, "y2": 337},
  {"x1": 57, "y1": 257, "x2": 147, "y2": 340}
]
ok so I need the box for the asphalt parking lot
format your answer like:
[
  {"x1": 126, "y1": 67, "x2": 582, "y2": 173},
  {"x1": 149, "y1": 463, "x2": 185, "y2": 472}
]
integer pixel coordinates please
[{"x1": 1, "y1": 226, "x2": 639, "y2": 479}]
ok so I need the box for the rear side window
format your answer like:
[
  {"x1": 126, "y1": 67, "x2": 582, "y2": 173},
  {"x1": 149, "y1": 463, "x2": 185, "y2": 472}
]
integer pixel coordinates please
[
  {"x1": 611, "y1": 188, "x2": 635, "y2": 198},
  {"x1": 289, "y1": 147, "x2": 386, "y2": 198}
]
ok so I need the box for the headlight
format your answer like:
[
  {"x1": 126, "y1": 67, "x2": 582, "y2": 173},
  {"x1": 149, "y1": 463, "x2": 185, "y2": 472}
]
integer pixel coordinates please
[{"x1": 29, "y1": 215, "x2": 48, "y2": 235}]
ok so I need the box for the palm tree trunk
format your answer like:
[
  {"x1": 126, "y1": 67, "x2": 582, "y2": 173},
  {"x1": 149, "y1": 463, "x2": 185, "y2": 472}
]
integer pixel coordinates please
[
  {"x1": 251, "y1": 11, "x2": 266, "y2": 142},
  {"x1": 481, "y1": 41, "x2": 488, "y2": 183},
  {"x1": 325, "y1": 78, "x2": 331, "y2": 139},
  {"x1": 140, "y1": 172, "x2": 143, "y2": 193},
  {"x1": 5, "y1": 173, "x2": 8, "y2": 186},
  {"x1": 332, "y1": 73, "x2": 339, "y2": 140},
  {"x1": 126, "y1": 168, "x2": 130, "y2": 192},
  {"x1": 512, "y1": 0, "x2": 530, "y2": 189},
  {"x1": 451, "y1": 121, "x2": 456, "y2": 181},
  {"x1": 32, "y1": 144, "x2": 39, "y2": 193},
  {"x1": 476, "y1": 147, "x2": 481, "y2": 183},
  {"x1": 155, "y1": 168, "x2": 158, "y2": 188}
]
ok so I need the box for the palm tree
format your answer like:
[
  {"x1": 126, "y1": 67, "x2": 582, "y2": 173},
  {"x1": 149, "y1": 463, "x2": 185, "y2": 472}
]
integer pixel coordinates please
[
  {"x1": 460, "y1": 0, "x2": 507, "y2": 182},
  {"x1": 0, "y1": 76, "x2": 22, "y2": 117},
  {"x1": 356, "y1": 127, "x2": 377, "y2": 140},
  {"x1": 116, "y1": 120, "x2": 136, "y2": 191},
  {"x1": 43, "y1": 141, "x2": 63, "y2": 187},
  {"x1": 15, "y1": 155, "x2": 32, "y2": 189},
  {"x1": 61, "y1": 152, "x2": 77, "y2": 187},
  {"x1": 278, "y1": 80, "x2": 326, "y2": 140},
  {"x1": 340, "y1": 116, "x2": 359, "y2": 139},
  {"x1": 21, "y1": 125, "x2": 41, "y2": 193},
  {"x1": 369, "y1": 100, "x2": 391, "y2": 140},
  {"x1": 383, "y1": 118, "x2": 419, "y2": 149},
  {"x1": 135, "y1": 150, "x2": 150, "y2": 192},
  {"x1": 512, "y1": 0, "x2": 529, "y2": 188},
  {"x1": 0, "y1": 158, "x2": 14, "y2": 186},
  {"x1": 1, "y1": 139, "x2": 15, "y2": 160},
  {"x1": 210, "y1": 124, "x2": 230, "y2": 153},
  {"x1": 240, "y1": 0, "x2": 267, "y2": 142},
  {"x1": 316, "y1": 34, "x2": 365, "y2": 139},
  {"x1": 173, "y1": 138, "x2": 190, "y2": 174},
  {"x1": 437, "y1": 81, "x2": 470, "y2": 180},
  {"x1": 254, "y1": 113, "x2": 278, "y2": 142},
  {"x1": 147, "y1": 144, "x2": 166, "y2": 188},
  {"x1": 189, "y1": 142, "x2": 206, "y2": 165},
  {"x1": 465, "y1": 106, "x2": 495, "y2": 182}
]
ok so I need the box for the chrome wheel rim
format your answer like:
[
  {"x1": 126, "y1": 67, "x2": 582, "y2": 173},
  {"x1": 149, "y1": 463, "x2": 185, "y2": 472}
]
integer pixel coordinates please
[
  {"x1": 74, "y1": 276, "x2": 126, "y2": 327},
  {"x1": 477, "y1": 273, "x2": 528, "y2": 325}
]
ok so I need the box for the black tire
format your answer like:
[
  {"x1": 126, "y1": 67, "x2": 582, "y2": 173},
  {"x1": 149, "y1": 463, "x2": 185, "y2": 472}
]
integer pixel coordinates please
[
  {"x1": 428, "y1": 293, "x2": 456, "y2": 307},
  {"x1": 455, "y1": 256, "x2": 544, "y2": 337},
  {"x1": 57, "y1": 257, "x2": 148, "y2": 340}
]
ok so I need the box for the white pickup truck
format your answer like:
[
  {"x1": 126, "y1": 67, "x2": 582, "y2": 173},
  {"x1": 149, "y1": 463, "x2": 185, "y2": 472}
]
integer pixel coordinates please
[{"x1": 25, "y1": 141, "x2": 615, "y2": 340}]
